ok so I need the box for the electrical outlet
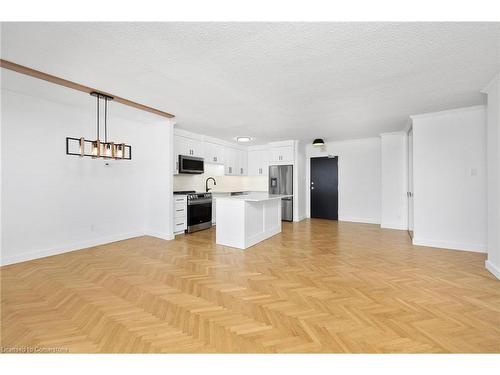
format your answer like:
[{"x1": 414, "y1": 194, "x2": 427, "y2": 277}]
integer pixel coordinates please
[{"x1": 470, "y1": 168, "x2": 478, "y2": 177}]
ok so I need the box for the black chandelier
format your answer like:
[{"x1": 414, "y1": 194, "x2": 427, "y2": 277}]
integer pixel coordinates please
[{"x1": 66, "y1": 92, "x2": 132, "y2": 160}]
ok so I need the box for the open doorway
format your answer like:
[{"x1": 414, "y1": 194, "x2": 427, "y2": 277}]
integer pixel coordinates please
[{"x1": 310, "y1": 156, "x2": 338, "y2": 220}]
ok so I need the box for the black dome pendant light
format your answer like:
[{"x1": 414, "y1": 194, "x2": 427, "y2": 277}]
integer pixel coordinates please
[{"x1": 312, "y1": 138, "x2": 325, "y2": 147}]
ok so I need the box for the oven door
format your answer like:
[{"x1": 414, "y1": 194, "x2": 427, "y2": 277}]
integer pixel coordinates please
[
  {"x1": 187, "y1": 198, "x2": 212, "y2": 233},
  {"x1": 179, "y1": 155, "x2": 204, "y2": 174}
]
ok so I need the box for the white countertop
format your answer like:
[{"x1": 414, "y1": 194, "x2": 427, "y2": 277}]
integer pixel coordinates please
[
  {"x1": 210, "y1": 190, "x2": 266, "y2": 194},
  {"x1": 216, "y1": 193, "x2": 292, "y2": 202}
]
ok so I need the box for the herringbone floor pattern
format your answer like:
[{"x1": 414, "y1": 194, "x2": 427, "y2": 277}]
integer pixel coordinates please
[{"x1": 1, "y1": 219, "x2": 499, "y2": 353}]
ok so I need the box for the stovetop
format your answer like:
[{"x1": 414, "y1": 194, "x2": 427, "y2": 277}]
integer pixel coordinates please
[
  {"x1": 174, "y1": 191, "x2": 212, "y2": 200},
  {"x1": 173, "y1": 190, "x2": 196, "y2": 195}
]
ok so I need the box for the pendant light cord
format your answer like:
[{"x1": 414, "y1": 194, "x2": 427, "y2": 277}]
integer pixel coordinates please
[
  {"x1": 96, "y1": 94, "x2": 100, "y2": 141},
  {"x1": 104, "y1": 96, "x2": 108, "y2": 143}
]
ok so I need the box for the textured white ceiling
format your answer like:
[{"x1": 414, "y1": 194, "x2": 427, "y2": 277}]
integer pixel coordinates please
[{"x1": 1, "y1": 22, "x2": 499, "y2": 143}]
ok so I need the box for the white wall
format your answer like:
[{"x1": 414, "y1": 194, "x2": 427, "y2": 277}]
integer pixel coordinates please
[
  {"x1": 1, "y1": 72, "x2": 173, "y2": 265},
  {"x1": 295, "y1": 140, "x2": 307, "y2": 221},
  {"x1": 380, "y1": 132, "x2": 408, "y2": 230},
  {"x1": 411, "y1": 106, "x2": 487, "y2": 252},
  {"x1": 305, "y1": 137, "x2": 381, "y2": 224},
  {"x1": 482, "y1": 73, "x2": 500, "y2": 278}
]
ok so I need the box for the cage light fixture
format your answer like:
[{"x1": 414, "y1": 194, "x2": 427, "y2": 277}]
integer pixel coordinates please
[{"x1": 66, "y1": 92, "x2": 132, "y2": 160}]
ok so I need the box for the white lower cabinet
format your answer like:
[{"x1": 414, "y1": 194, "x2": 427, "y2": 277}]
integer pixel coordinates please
[
  {"x1": 211, "y1": 193, "x2": 231, "y2": 224},
  {"x1": 173, "y1": 195, "x2": 187, "y2": 235}
]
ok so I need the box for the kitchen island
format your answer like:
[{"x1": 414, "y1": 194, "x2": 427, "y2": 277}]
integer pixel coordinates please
[{"x1": 215, "y1": 193, "x2": 292, "y2": 249}]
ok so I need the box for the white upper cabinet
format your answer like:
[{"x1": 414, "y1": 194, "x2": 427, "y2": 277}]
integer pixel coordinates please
[
  {"x1": 248, "y1": 149, "x2": 269, "y2": 176},
  {"x1": 237, "y1": 149, "x2": 247, "y2": 176},
  {"x1": 175, "y1": 135, "x2": 203, "y2": 158},
  {"x1": 224, "y1": 147, "x2": 238, "y2": 175},
  {"x1": 269, "y1": 145, "x2": 294, "y2": 163},
  {"x1": 174, "y1": 128, "x2": 296, "y2": 176},
  {"x1": 173, "y1": 135, "x2": 204, "y2": 174},
  {"x1": 204, "y1": 142, "x2": 225, "y2": 164}
]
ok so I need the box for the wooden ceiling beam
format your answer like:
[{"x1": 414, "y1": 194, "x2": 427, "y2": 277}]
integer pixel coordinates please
[{"x1": 0, "y1": 59, "x2": 175, "y2": 119}]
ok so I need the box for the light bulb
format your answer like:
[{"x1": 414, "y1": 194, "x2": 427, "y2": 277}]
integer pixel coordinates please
[
  {"x1": 116, "y1": 144, "x2": 124, "y2": 159},
  {"x1": 79, "y1": 137, "x2": 85, "y2": 157},
  {"x1": 92, "y1": 140, "x2": 100, "y2": 157},
  {"x1": 104, "y1": 143, "x2": 112, "y2": 157}
]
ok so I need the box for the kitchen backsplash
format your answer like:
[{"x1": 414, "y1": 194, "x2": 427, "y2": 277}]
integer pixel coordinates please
[{"x1": 173, "y1": 164, "x2": 268, "y2": 192}]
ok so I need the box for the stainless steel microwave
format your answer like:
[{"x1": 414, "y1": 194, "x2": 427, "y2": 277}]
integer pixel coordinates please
[{"x1": 178, "y1": 155, "x2": 204, "y2": 174}]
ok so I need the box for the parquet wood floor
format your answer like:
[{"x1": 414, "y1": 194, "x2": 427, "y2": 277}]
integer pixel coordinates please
[{"x1": 1, "y1": 219, "x2": 499, "y2": 353}]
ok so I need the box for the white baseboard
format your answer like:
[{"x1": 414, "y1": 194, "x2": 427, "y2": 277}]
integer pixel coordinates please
[
  {"x1": 1, "y1": 229, "x2": 174, "y2": 266},
  {"x1": 144, "y1": 230, "x2": 174, "y2": 241},
  {"x1": 339, "y1": 216, "x2": 380, "y2": 225},
  {"x1": 412, "y1": 237, "x2": 487, "y2": 253},
  {"x1": 485, "y1": 260, "x2": 500, "y2": 280},
  {"x1": 294, "y1": 214, "x2": 307, "y2": 222},
  {"x1": 381, "y1": 221, "x2": 407, "y2": 230}
]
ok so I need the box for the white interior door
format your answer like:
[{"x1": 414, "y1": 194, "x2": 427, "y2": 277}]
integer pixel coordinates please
[{"x1": 407, "y1": 127, "x2": 414, "y2": 238}]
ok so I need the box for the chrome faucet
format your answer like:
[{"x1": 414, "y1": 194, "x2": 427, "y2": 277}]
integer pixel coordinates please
[{"x1": 205, "y1": 177, "x2": 217, "y2": 192}]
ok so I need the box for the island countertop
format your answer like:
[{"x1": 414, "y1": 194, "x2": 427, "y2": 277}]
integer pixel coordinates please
[{"x1": 215, "y1": 193, "x2": 292, "y2": 202}]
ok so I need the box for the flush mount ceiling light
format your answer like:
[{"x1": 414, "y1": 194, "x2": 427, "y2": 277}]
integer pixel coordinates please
[
  {"x1": 312, "y1": 138, "x2": 325, "y2": 147},
  {"x1": 236, "y1": 136, "x2": 253, "y2": 143},
  {"x1": 66, "y1": 92, "x2": 132, "y2": 160}
]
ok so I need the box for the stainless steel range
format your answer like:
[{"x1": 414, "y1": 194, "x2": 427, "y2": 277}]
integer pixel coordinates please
[{"x1": 185, "y1": 192, "x2": 212, "y2": 233}]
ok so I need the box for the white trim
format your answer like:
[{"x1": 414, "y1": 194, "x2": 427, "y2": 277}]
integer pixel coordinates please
[
  {"x1": 144, "y1": 231, "x2": 175, "y2": 241},
  {"x1": 412, "y1": 237, "x2": 487, "y2": 253},
  {"x1": 381, "y1": 222, "x2": 407, "y2": 230},
  {"x1": 339, "y1": 216, "x2": 380, "y2": 225},
  {"x1": 379, "y1": 131, "x2": 406, "y2": 137},
  {"x1": 0, "y1": 230, "x2": 174, "y2": 266},
  {"x1": 409, "y1": 105, "x2": 485, "y2": 121},
  {"x1": 174, "y1": 127, "x2": 248, "y2": 150},
  {"x1": 294, "y1": 214, "x2": 307, "y2": 222},
  {"x1": 485, "y1": 260, "x2": 500, "y2": 280},
  {"x1": 403, "y1": 118, "x2": 413, "y2": 133},
  {"x1": 1, "y1": 231, "x2": 143, "y2": 266},
  {"x1": 481, "y1": 72, "x2": 500, "y2": 94}
]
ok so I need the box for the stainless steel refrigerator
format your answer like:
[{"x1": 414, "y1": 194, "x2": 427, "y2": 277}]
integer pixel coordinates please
[{"x1": 269, "y1": 165, "x2": 293, "y2": 221}]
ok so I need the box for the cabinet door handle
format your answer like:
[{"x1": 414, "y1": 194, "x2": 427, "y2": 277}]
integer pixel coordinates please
[{"x1": 176, "y1": 209, "x2": 184, "y2": 212}]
